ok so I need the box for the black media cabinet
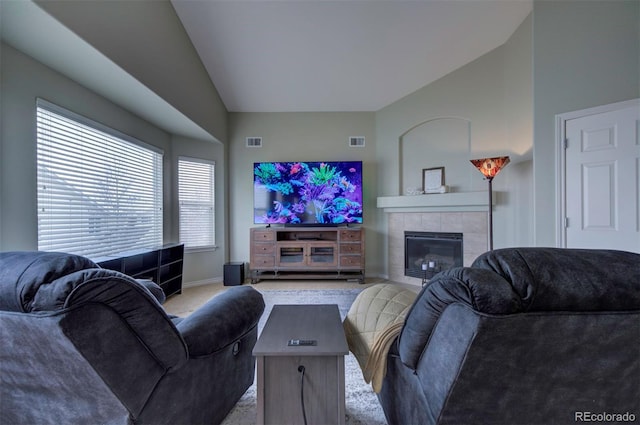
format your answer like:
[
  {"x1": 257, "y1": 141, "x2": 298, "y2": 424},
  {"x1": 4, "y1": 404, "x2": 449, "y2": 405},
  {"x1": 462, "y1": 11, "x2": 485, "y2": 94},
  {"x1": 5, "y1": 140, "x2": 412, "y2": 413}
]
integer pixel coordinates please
[{"x1": 96, "y1": 243, "x2": 184, "y2": 298}]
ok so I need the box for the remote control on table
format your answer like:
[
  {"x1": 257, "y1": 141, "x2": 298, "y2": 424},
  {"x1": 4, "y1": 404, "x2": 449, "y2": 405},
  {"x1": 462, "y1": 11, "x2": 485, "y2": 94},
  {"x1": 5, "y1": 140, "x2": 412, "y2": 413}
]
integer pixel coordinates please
[{"x1": 288, "y1": 339, "x2": 317, "y2": 346}]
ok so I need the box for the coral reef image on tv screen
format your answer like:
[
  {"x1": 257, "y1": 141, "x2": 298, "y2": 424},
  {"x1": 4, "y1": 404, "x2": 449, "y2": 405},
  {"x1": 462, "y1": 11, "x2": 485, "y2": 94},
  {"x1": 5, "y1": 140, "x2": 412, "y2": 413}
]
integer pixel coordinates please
[{"x1": 253, "y1": 161, "x2": 363, "y2": 224}]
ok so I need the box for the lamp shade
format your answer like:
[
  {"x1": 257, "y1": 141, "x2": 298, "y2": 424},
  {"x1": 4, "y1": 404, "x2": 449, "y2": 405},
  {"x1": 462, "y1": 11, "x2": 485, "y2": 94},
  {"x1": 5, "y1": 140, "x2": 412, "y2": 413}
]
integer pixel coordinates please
[{"x1": 470, "y1": 156, "x2": 510, "y2": 179}]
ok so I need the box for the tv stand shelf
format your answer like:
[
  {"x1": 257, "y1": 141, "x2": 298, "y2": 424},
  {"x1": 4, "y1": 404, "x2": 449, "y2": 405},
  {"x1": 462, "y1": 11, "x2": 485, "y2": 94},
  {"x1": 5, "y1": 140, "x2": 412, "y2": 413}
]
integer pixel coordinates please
[{"x1": 250, "y1": 227, "x2": 364, "y2": 284}]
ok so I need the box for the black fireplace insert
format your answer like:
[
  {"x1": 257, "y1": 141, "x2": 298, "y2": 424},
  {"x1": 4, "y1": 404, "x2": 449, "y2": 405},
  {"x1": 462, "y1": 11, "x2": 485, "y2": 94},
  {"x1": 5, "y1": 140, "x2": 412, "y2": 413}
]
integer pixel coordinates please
[{"x1": 404, "y1": 231, "x2": 463, "y2": 279}]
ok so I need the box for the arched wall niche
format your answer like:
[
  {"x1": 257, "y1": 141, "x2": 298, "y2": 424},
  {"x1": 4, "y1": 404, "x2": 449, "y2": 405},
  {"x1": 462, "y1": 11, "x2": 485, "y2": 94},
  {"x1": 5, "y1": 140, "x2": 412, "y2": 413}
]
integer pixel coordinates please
[{"x1": 398, "y1": 117, "x2": 472, "y2": 195}]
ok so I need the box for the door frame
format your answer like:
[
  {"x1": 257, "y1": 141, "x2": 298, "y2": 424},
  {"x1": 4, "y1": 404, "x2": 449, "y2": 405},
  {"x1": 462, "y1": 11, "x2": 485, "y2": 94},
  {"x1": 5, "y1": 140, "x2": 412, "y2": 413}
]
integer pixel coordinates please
[{"x1": 555, "y1": 98, "x2": 639, "y2": 247}]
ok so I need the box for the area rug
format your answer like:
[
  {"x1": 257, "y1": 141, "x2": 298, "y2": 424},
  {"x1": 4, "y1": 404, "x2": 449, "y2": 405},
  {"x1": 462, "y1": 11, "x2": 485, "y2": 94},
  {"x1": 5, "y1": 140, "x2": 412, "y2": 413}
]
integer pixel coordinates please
[
  {"x1": 257, "y1": 288, "x2": 362, "y2": 330},
  {"x1": 221, "y1": 288, "x2": 388, "y2": 425}
]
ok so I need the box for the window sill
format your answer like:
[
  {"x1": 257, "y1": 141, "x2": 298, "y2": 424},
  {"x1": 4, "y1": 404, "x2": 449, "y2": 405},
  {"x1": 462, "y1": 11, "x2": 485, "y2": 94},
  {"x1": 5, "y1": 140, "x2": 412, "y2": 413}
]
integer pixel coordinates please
[{"x1": 185, "y1": 246, "x2": 218, "y2": 254}]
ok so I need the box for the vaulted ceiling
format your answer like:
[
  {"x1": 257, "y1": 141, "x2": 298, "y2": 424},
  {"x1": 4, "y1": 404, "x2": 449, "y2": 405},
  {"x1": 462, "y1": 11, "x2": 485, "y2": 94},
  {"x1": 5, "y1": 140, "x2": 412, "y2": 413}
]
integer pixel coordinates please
[
  {"x1": 171, "y1": 0, "x2": 533, "y2": 112},
  {"x1": 1, "y1": 0, "x2": 533, "y2": 139}
]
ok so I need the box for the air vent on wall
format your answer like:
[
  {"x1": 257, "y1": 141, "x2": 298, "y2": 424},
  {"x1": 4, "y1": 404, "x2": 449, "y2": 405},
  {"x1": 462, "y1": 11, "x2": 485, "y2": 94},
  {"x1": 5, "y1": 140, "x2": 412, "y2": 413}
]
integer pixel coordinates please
[
  {"x1": 349, "y1": 136, "x2": 365, "y2": 147},
  {"x1": 246, "y1": 137, "x2": 263, "y2": 148}
]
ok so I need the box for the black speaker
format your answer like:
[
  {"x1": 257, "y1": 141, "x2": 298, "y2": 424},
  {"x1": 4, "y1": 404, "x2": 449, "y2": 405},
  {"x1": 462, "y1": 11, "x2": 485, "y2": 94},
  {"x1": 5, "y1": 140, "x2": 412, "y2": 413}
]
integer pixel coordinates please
[{"x1": 224, "y1": 262, "x2": 245, "y2": 286}]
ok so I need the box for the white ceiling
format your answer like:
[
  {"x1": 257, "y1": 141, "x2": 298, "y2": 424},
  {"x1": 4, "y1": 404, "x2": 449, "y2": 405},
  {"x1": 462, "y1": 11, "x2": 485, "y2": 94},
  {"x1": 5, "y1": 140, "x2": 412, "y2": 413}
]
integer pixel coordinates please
[{"x1": 171, "y1": 0, "x2": 533, "y2": 113}]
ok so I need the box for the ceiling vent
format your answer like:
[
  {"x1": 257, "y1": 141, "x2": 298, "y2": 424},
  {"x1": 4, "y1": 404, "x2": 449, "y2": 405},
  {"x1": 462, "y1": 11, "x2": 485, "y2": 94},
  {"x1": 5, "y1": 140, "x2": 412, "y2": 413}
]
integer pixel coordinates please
[
  {"x1": 246, "y1": 137, "x2": 263, "y2": 148},
  {"x1": 349, "y1": 136, "x2": 365, "y2": 148}
]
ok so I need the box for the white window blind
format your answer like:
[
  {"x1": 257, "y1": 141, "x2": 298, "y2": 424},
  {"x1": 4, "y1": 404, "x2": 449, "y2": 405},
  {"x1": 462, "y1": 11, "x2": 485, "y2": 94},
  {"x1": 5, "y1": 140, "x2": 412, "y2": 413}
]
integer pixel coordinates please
[
  {"x1": 36, "y1": 99, "x2": 163, "y2": 259},
  {"x1": 178, "y1": 157, "x2": 215, "y2": 249}
]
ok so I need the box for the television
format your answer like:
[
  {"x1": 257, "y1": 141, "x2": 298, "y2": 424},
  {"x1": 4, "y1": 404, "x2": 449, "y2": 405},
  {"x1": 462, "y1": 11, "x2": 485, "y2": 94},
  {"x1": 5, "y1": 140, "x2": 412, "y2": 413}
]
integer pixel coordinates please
[{"x1": 253, "y1": 161, "x2": 363, "y2": 225}]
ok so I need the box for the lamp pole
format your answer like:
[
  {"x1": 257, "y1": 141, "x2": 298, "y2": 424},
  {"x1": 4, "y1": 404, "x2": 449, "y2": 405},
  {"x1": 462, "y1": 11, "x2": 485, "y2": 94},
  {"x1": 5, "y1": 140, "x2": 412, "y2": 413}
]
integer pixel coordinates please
[
  {"x1": 470, "y1": 156, "x2": 509, "y2": 253},
  {"x1": 487, "y1": 177, "x2": 494, "y2": 251}
]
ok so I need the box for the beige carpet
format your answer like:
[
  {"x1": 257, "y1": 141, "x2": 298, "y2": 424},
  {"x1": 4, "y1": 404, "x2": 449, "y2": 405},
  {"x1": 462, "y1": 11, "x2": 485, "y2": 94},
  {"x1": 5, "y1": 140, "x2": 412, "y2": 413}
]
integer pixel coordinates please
[
  {"x1": 164, "y1": 279, "x2": 397, "y2": 425},
  {"x1": 164, "y1": 279, "x2": 384, "y2": 317}
]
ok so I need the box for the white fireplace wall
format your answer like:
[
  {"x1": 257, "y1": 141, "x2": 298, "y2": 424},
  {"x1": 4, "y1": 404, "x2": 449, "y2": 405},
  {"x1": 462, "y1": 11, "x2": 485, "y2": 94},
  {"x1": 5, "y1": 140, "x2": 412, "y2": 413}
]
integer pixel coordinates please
[{"x1": 388, "y1": 211, "x2": 488, "y2": 285}]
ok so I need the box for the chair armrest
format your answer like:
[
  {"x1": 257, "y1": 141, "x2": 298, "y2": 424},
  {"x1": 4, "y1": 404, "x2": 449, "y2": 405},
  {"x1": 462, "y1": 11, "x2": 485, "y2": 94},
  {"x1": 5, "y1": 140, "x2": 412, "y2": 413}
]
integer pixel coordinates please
[
  {"x1": 65, "y1": 270, "x2": 188, "y2": 370},
  {"x1": 135, "y1": 279, "x2": 166, "y2": 304},
  {"x1": 176, "y1": 286, "x2": 265, "y2": 357},
  {"x1": 398, "y1": 267, "x2": 521, "y2": 370}
]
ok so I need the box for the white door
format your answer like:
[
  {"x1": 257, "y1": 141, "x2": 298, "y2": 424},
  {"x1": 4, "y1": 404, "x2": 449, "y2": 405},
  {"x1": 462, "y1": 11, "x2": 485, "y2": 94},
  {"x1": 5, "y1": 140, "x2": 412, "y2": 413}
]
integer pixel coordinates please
[{"x1": 564, "y1": 100, "x2": 640, "y2": 252}]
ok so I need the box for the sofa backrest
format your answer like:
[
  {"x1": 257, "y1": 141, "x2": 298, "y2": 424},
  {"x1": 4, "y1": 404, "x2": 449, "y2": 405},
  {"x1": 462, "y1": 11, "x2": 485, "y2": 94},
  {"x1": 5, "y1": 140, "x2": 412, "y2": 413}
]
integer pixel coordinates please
[
  {"x1": 0, "y1": 251, "x2": 98, "y2": 312},
  {"x1": 472, "y1": 247, "x2": 640, "y2": 312},
  {"x1": 398, "y1": 248, "x2": 640, "y2": 372}
]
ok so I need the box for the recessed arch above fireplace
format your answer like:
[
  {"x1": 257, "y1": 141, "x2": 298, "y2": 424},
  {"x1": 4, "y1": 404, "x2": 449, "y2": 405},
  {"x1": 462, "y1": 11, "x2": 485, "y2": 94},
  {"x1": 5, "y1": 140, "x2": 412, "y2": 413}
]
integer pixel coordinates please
[{"x1": 398, "y1": 116, "x2": 471, "y2": 195}]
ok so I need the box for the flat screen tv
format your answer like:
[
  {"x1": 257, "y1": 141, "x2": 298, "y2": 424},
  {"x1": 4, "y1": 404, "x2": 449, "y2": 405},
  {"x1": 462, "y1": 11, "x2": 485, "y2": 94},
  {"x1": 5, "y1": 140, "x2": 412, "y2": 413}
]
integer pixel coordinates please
[{"x1": 253, "y1": 161, "x2": 363, "y2": 225}]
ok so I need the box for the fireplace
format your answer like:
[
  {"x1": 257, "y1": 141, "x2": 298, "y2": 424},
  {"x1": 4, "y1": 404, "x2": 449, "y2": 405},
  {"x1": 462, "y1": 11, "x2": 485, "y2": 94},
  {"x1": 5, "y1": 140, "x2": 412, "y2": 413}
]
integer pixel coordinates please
[{"x1": 405, "y1": 231, "x2": 463, "y2": 279}]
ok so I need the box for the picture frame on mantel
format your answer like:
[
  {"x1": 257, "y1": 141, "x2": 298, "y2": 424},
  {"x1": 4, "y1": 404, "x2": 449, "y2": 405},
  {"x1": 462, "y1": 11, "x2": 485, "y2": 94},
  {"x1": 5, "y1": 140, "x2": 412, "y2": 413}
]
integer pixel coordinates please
[{"x1": 422, "y1": 167, "x2": 445, "y2": 193}]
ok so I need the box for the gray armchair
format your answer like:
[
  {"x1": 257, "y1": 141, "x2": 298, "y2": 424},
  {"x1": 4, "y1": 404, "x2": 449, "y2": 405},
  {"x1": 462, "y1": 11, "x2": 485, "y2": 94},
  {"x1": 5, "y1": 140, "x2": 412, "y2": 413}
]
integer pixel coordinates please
[
  {"x1": 378, "y1": 248, "x2": 640, "y2": 425},
  {"x1": 0, "y1": 251, "x2": 265, "y2": 425}
]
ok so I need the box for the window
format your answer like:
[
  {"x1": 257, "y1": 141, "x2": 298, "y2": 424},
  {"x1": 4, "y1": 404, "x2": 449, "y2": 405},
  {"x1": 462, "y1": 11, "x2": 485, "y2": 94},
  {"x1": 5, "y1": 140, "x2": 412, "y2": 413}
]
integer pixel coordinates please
[
  {"x1": 37, "y1": 99, "x2": 163, "y2": 258},
  {"x1": 178, "y1": 157, "x2": 215, "y2": 249}
]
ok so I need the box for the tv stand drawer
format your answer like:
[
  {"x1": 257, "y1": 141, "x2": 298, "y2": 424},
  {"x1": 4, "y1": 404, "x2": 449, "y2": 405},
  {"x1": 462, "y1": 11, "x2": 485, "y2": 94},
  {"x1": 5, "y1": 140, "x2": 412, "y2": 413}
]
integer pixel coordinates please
[
  {"x1": 253, "y1": 243, "x2": 275, "y2": 255},
  {"x1": 340, "y1": 243, "x2": 361, "y2": 254},
  {"x1": 252, "y1": 256, "x2": 275, "y2": 268},
  {"x1": 340, "y1": 256, "x2": 362, "y2": 267},
  {"x1": 339, "y1": 229, "x2": 362, "y2": 241},
  {"x1": 253, "y1": 230, "x2": 275, "y2": 241}
]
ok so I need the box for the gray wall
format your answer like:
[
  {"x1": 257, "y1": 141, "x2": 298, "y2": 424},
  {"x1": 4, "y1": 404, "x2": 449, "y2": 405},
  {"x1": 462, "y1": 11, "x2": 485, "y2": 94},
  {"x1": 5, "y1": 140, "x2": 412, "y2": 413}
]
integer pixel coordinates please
[
  {"x1": 0, "y1": 43, "x2": 225, "y2": 284},
  {"x1": 227, "y1": 112, "x2": 380, "y2": 275},
  {"x1": 171, "y1": 136, "x2": 227, "y2": 284},
  {"x1": 2, "y1": 0, "x2": 637, "y2": 284},
  {"x1": 532, "y1": 0, "x2": 640, "y2": 246},
  {"x1": 1, "y1": 43, "x2": 165, "y2": 250},
  {"x1": 375, "y1": 13, "x2": 534, "y2": 275},
  {"x1": 227, "y1": 13, "x2": 533, "y2": 279},
  {"x1": 35, "y1": 0, "x2": 228, "y2": 144},
  {"x1": 1, "y1": 0, "x2": 230, "y2": 285}
]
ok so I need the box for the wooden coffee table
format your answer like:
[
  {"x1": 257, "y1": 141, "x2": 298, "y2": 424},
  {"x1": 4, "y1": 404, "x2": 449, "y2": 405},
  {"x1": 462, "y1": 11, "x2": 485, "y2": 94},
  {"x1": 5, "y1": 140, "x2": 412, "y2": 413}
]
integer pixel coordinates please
[{"x1": 253, "y1": 304, "x2": 349, "y2": 425}]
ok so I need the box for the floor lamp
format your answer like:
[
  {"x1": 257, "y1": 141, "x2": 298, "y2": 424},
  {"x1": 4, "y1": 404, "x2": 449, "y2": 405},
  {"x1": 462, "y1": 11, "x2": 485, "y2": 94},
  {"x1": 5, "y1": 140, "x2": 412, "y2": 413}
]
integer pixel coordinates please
[{"x1": 470, "y1": 156, "x2": 510, "y2": 251}]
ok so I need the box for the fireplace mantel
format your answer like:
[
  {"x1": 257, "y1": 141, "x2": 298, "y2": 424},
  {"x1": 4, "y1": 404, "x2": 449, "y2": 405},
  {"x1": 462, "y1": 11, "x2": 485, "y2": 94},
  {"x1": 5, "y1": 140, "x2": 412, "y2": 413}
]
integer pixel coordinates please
[{"x1": 377, "y1": 191, "x2": 495, "y2": 213}]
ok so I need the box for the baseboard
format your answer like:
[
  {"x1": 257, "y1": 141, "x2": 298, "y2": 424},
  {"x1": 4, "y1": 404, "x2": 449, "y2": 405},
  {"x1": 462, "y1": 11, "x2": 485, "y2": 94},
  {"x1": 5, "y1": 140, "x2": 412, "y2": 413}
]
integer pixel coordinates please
[{"x1": 182, "y1": 277, "x2": 222, "y2": 289}]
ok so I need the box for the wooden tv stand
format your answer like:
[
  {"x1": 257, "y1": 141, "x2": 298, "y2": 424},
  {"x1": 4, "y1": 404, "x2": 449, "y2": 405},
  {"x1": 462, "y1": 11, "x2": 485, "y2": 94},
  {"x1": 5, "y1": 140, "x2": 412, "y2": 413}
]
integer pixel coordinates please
[{"x1": 249, "y1": 226, "x2": 365, "y2": 284}]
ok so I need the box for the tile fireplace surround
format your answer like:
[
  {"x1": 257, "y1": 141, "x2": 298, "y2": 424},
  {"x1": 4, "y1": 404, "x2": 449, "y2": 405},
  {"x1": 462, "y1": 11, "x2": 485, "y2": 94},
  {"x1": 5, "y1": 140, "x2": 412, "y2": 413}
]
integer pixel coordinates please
[{"x1": 378, "y1": 193, "x2": 490, "y2": 285}]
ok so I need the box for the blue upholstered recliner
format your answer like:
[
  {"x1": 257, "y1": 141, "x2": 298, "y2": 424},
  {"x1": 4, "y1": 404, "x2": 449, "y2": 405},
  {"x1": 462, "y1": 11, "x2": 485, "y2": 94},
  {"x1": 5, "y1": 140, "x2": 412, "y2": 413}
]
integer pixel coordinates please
[
  {"x1": 378, "y1": 248, "x2": 640, "y2": 425},
  {"x1": 0, "y1": 251, "x2": 265, "y2": 425}
]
